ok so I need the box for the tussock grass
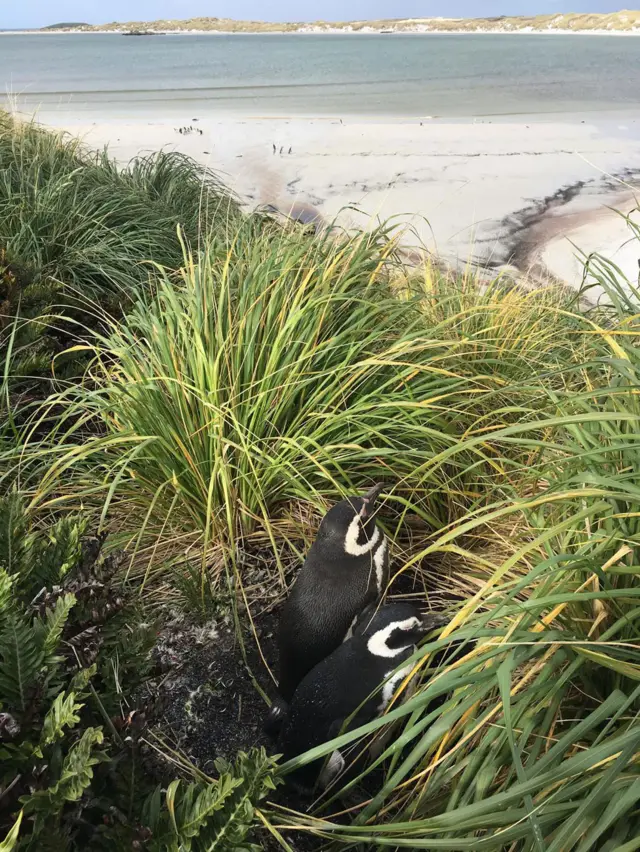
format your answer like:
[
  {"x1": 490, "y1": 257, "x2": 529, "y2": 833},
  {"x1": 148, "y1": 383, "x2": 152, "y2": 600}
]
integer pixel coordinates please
[
  {"x1": 0, "y1": 110, "x2": 240, "y2": 301},
  {"x1": 26, "y1": 224, "x2": 599, "y2": 569},
  {"x1": 266, "y1": 287, "x2": 640, "y2": 848}
]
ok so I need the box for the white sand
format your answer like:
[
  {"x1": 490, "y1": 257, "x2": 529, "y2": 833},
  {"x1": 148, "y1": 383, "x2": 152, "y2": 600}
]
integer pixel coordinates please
[{"x1": 42, "y1": 113, "x2": 640, "y2": 293}]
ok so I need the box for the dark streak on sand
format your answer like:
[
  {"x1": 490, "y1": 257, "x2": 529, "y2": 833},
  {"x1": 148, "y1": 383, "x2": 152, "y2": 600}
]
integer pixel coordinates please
[
  {"x1": 479, "y1": 168, "x2": 640, "y2": 278},
  {"x1": 308, "y1": 149, "x2": 627, "y2": 159}
]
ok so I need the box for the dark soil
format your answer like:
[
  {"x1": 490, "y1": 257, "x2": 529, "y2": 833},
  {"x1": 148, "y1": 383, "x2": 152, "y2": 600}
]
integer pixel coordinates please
[
  {"x1": 145, "y1": 607, "x2": 277, "y2": 772},
  {"x1": 137, "y1": 604, "x2": 336, "y2": 850}
]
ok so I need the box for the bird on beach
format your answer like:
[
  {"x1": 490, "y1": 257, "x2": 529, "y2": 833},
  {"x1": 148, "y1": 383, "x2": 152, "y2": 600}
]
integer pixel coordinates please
[
  {"x1": 265, "y1": 484, "x2": 389, "y2": 735},
  {"x1": 277, "y1": 602, "x2": 449, "y2": 791}
]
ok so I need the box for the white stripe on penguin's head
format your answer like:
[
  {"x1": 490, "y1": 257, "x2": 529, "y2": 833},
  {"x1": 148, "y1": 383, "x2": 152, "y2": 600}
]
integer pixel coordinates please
[
  {"x1": 344, "y1": 511, "x2": 380, "y2": 556},
  {"x1": 367, "y1": 617, "x2": 422, "y2": 658},
  {"x1": 373, "y1": 537, "x2": 388, "y2": 594}
]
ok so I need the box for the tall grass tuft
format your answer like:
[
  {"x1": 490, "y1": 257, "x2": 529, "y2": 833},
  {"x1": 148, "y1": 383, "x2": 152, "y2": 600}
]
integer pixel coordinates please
[
  {"x1": 28, "y1": 223, "x2": 601, "y2": 580},
  {"x1": 0, "y1": 110, "x2": 240, "y2": 301},
  {"x1": 266, "y1": 266, "x2": 640, "y2": 849}
]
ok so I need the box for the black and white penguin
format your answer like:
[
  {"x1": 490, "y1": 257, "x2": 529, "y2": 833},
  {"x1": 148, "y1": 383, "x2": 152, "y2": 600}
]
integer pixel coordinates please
[
  {"x1": 277, "y1": 602, "x2": 448, "y2": 791},
  {"x1": 266, "y1": 484, "x2": 389, "y2": 733}
]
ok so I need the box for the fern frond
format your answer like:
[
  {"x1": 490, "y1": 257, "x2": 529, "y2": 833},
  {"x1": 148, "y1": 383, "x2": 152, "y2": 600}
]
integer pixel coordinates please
[
  {"x1": 22, "y1": 726, "x2": 106, "y2": 815},
  {"x1": 209, "y1": 749, "x2": 280, "y2": 852},
  {"x1": 40, "y1": 593, "x2": 76, "y2": 660},
  {"x1": 33, "y1": 516, "x2": 86, "y2": 590},
  {"x1": 0, "y1": 494, "x2": 32, "y2": 578},
  {"x1": 0, "y1": 614, "x2": 44, "y2": 713},
  {"x1": 39, "y1": 691, "x2": 83, "y2": 749},
  {"x1": 175, "y1": 776, "x2": 243, "y2": 849},
  {"x1": 144, "y1": 748, "x2": 279, "y2": 852},
  {"x1": 0, "y1": 569, "x2": 14, "y2": 619},
  {"x1": 68, "y1": 664, "x2": 96, "y2": 695}
]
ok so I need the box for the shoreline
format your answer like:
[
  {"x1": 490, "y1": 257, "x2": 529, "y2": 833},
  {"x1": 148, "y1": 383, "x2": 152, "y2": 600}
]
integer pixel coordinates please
[
  {"x1": 35, "y1": 114, "x2": 640, "y2": 299},
  {"x1": 4, "y1": 28, "x2": 640, "y2": 37}
]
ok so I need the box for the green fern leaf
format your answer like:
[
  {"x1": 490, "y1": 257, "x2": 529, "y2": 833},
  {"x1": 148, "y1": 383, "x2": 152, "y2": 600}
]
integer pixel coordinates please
[
  {"x1": 39, "y1": 691, "x2": 83, "y2": 749},
  {"x1": 22, "y1": 726, "x2": 106, "y2": 814},
  {"x1": 33, "y1": 516, "x2": 86, "y2": 590},
  {"x1": 40, "y1": 593, "x2": 76, "y2": 659},
  {"x1": 0, "y1": 569, "x2": 14, "y2": 619},
  {"x1": 178, "y1": 776, "x2": 243, "y2": 847},
  {"x1": 0, "y1": 614, "x2": 44, "y2": 713},
  {"x1": 0, "y1": 493, "x2": 32, "y2": 578},
  {"x1": 209, "y1": 749, "x2": 280, "y2": 852},
  {"x1": 145, "y1": 748, "x2": 279, "y2": 852},
  {"x1": 68, "y1": 664, "x2": 96, "y2": 695}
]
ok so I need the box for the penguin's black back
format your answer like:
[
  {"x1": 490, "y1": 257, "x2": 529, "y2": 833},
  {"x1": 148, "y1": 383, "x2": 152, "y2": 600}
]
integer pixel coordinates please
[
  {"x1": 278, "y1": 603, "x2": 422, "y2": 788},
  {"x1": 279, "y1": 631, "x2": 409, "y2": 748},
  {"x1": 277, "y1": 537, "x2": 385, "y2": 702}
]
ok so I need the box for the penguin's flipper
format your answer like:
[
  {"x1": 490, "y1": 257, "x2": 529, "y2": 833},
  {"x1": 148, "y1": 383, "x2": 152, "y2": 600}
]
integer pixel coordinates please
[
  {"x1": 318, "y1": 749, "x2": 345, "y2": 789},
  {"x1": 317, "y1": 718, "x2": 348, "y2": 789},
  {"x1": 263, "y1": 697, "x2": 289, "y2": 738}
]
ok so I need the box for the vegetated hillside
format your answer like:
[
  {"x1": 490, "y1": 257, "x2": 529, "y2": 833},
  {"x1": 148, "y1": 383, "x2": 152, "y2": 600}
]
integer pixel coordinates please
[
  {"x1": 3, "y1": 111, "x2": 640, "y2": 851},
  {"x1": 41, "y1": 22, "x2": 89, "y2": 29},
  {"x1": 42, "y1": 10, "x2": 640, "y2": 33}
]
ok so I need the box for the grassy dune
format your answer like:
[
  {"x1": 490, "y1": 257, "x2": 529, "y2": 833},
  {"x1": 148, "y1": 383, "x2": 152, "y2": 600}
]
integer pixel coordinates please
[
  {"x1": 2, "y1": 112, "x2": 640, "y2": 849},
  {"x1": 42, "y1": 11, "x2": 640, "y2": 34}
]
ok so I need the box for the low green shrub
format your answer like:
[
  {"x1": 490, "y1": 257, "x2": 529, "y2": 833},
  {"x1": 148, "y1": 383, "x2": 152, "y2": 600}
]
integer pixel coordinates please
[{"x1": 0, "y1": 494, "x2": 278, "y2": 850}]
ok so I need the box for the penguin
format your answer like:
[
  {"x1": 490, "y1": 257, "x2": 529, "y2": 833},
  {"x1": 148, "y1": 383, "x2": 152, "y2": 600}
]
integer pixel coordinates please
[
  {"x1": 265, "y1": 484, "x2": 389, "y2": 734},
  {"x1": 277, "y1": 602, "x2": 449, "y2": 791}
]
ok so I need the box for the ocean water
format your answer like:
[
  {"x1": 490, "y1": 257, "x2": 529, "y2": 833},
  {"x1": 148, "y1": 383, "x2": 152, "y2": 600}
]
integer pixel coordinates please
[{"x1": 1, "y1": 32, "x2": 640, "y2": 120}]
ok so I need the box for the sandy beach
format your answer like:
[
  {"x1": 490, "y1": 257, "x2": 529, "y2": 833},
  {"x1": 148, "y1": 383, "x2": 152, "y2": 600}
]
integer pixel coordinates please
[{"x1": 43, "y1": 114, "x2": 640, "y2": 295}]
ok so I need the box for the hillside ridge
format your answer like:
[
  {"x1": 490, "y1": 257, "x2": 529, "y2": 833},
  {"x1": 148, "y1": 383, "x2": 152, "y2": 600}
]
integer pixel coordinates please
[{"x1": 32, "y1": 11, "x2": 640, "y2": 35}]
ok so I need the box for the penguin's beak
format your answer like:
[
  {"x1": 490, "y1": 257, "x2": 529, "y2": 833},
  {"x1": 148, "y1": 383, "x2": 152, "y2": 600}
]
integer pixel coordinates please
[{"x1": 361, "y1": 483, "x2": 384, "y2": 516}]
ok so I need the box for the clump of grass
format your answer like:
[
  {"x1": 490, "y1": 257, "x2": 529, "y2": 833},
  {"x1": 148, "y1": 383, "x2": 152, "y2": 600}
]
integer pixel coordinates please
[
  {"x1": 269, "y1": 344, "x2": 640, "y2": 849},
  {"x1": 263, "y1": 268, "x2": 640, "y2": 848},
  {"x1": 26, "y1": 220, "x2": 603, "y2": 591},
  {"x1": 31, "y1": 220, "x2": 455, "y2": 544},
  {"x1": 0, "y1": 110, "x2": 240, "y2": 302}
]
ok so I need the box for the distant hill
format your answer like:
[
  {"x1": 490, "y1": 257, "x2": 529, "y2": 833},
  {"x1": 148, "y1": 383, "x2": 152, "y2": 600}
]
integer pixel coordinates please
[
  {"x1": 39, "y1": 11, "x2": 640, "y2": 34},
  {"x1": 42, "y1": 22, "x2": 88, "y2": 30}
]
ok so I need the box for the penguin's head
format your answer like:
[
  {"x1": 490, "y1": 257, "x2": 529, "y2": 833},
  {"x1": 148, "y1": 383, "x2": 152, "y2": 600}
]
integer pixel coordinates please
[
  {"x1": 317, "y1": 483, "x2": 384, "y2": 556},
  {"x1": 354, "y1": 602, "x2": 448, "y2": 658}
]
